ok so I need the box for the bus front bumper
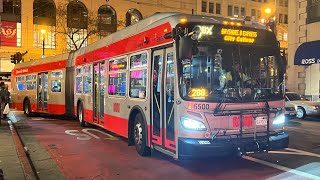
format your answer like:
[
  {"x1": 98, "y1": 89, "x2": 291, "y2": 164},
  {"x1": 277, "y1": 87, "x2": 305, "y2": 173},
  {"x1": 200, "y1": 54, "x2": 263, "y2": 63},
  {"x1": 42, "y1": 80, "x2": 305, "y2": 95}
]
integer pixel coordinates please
[{"x1": 178, "y1": 132, "x2": 288, "y2": 159}]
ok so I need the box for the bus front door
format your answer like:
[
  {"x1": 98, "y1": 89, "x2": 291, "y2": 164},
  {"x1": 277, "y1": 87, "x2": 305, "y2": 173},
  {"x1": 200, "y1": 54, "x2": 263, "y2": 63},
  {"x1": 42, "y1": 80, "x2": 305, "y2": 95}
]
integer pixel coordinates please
[
  {"x1": 93, "y1": 62, "x2": 105, "y2": 125},
  {"x1": 37, "y1": 72, "x2": 48, "y2": 112},
  {"x1": 152, "y1": 47, "x2": 176, "y2": 153}
]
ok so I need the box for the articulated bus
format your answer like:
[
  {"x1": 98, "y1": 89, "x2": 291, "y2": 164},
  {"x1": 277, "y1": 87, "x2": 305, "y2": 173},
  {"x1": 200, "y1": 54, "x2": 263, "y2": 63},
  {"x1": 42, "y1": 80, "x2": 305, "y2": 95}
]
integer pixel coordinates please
[{"x1": 11, "y1": 12, "x2": 288, "y2": 159}]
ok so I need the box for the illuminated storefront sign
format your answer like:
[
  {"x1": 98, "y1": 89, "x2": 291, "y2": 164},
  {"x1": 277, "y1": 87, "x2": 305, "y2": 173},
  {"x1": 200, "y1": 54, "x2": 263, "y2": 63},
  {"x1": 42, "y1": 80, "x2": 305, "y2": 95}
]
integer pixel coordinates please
[{"x1": 221, "y1": 28, "x2": 258, "y2": 43}]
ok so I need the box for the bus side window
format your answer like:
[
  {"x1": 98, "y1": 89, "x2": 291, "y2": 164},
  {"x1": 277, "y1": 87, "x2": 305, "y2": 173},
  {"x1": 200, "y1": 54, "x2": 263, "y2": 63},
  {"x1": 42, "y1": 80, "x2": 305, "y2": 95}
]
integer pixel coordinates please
[{"x1": 129, "y1": 53, "x2": 147, "y2": 99}]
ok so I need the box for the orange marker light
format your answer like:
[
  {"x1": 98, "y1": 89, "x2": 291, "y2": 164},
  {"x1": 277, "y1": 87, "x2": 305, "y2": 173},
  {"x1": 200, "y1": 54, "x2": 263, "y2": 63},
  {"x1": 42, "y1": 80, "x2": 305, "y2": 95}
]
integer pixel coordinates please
[
  {"x1": 164, "y1": 28, "x2": 168, "y2": 33},
  {"x1": 180, "y1": 18, "x2": 187, "y2": 24},
  {"x1": 223, "y1": 21, "x2": 229, "y2": 25},
  {"x1": 230, "y1": 22, "x2": 235, "y2": 26},
  {"x1": 236, "y1": 22, "x2": 242, "y2": 26}
]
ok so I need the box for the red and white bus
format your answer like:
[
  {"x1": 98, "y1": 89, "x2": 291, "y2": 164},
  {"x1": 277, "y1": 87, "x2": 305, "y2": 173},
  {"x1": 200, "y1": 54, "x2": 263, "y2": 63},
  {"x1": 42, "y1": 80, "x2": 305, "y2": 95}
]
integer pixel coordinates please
[{"x1": 11, "y1": 12, "x2": 288, "y2": 159}]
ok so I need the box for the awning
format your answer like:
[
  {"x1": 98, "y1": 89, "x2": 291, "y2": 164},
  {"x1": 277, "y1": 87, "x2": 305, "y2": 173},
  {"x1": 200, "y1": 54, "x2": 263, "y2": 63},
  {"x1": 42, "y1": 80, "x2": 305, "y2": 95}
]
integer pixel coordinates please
[{"x1": 294, "y1": 40, "x2": 320, "y2": 65}]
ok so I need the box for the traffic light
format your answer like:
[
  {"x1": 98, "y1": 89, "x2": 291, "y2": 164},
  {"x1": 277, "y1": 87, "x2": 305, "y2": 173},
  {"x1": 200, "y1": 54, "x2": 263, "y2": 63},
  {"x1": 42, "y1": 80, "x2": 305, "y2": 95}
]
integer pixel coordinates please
[
  {"x1": 10, "y1": 53, "x2": 17, "y2": 64},
  {"x1": 10, "y1": 52, "x2": 26, "y2": 64},
  {"x1": 16, "y1": 52, "x2": 22, "y2": 63}
]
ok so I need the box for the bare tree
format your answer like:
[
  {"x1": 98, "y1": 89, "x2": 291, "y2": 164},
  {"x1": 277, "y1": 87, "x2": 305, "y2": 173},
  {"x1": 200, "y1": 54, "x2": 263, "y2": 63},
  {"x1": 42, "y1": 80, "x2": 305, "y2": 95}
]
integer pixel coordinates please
[{"x1": 56, "y1": 0, "x2": 98, "y2": 51}]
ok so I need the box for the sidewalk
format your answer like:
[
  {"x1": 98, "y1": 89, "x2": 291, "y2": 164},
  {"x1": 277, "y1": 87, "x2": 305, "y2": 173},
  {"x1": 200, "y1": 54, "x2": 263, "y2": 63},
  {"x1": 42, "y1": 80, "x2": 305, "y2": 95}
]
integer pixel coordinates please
[
  {"x1": 2, "y1": 111, "x2": 66, "y2": 180},
  {"x1": 0, "y1": 118, "x2": 25, "y2": 180}
]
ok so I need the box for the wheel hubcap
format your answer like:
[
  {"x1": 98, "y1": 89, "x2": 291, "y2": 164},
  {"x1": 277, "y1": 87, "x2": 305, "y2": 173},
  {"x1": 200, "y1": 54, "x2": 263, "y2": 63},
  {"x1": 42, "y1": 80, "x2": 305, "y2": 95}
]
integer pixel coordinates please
[
  {"x1": 134, "y1": 122, "x2": 143, "y2": 146},
  {"x1": 297, "y1": 109, "x2": 303, "y2": 118},
  {"x1": 25, "y1": 104, "x2": 29, "y2": 114},
  {"x1": 78, "y1": 108, "x2": 83, "y2": 122}
]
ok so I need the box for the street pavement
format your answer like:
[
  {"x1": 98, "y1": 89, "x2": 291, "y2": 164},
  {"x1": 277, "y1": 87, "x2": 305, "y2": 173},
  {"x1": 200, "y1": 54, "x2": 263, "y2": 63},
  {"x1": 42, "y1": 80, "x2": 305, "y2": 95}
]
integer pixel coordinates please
[
  {"x1": 1, "y1": 111, "x2": 320, "y2": 180},
  {"x1": 0, "y1": 119, "x2": 25, "y2": 180}
]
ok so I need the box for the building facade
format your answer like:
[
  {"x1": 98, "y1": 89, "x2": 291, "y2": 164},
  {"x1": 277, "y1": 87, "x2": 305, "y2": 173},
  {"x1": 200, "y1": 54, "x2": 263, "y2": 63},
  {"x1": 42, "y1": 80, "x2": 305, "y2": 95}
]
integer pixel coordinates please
[
  {"x1": 288, "y1": 0, "x2": 320, "y2": 100},
  {"x1": 0, "y1": 0, "x2": 288, "y2": 74}
]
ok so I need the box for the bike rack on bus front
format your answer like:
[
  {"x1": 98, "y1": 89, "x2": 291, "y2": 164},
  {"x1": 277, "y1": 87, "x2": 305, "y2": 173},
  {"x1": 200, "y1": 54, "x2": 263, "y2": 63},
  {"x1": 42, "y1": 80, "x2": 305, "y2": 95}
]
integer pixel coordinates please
[{"x1": 213, "y1": 103, "x2": 281, "y2": 154}]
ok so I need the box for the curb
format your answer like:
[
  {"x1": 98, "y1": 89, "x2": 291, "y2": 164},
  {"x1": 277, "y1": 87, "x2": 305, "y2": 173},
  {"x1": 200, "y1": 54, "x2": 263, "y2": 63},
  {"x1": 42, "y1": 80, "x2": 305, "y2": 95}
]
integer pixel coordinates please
[{"x1": 8, "y1": 120, "x2": 38, "y2": 180}]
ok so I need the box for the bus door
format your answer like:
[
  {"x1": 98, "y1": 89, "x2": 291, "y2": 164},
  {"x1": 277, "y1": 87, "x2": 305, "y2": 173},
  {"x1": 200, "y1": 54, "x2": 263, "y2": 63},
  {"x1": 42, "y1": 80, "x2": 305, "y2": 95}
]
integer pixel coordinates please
[
  {"x1": 151, "y1": 47, "x2": 176, "y2": 153},
  {"x1": 37, "y1": 72, "x2": 48, "y2": 112},
  {"x1": 93, "y1": 62, "x2": 105, "y2": 125}
]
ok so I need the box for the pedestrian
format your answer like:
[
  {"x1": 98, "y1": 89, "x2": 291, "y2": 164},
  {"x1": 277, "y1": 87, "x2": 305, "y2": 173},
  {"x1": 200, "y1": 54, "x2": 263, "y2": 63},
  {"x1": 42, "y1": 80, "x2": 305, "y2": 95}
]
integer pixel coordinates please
[
  {"x1": 0, "y1": 82, "x2": 5, "y2": 120},
  {"x1": 3, "y1": 84, "x2": 10, "y2": 119}
]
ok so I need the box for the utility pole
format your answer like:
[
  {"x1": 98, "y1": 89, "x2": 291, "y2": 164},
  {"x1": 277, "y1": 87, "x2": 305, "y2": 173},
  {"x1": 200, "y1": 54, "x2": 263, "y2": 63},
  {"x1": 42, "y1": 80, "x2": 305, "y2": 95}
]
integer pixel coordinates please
[{"x1": 274, "y1": 0, "x2": 277, "y2": 38}]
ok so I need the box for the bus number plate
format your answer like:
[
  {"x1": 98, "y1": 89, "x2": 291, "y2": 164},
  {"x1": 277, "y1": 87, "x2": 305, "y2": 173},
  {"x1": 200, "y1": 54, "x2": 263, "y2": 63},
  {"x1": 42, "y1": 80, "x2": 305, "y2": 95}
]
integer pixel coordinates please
[
  {"x1": 193, "y1": 104, "x2": 209, "y2": 110},
  {"x1": 256, "y1": 117, "x2": 267, "y2": 126}
]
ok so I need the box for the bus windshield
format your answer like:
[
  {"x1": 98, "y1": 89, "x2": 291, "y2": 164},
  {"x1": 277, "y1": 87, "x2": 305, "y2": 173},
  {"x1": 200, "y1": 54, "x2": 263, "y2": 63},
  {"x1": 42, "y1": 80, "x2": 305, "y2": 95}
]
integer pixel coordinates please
[{"x1": 178, "y1": 43, "x2": 283, "y2": 102}]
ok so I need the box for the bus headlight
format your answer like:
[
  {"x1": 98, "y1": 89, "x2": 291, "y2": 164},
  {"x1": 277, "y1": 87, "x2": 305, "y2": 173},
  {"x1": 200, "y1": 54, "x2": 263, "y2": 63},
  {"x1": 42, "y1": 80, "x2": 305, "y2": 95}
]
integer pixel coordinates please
[
  {"x1": 272, "y1": 114, "x2": 285, "y2": 126},
  {"x1": 181, "y1": 117, "x2": 207, "y2": 131}
]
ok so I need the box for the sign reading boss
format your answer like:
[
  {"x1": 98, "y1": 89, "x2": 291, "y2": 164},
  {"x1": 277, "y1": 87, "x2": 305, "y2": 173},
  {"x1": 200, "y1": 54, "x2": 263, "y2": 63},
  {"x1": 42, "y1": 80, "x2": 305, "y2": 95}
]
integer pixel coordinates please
[{"x1": 301, "y1": 58, "x2": 320, "y2": 65}]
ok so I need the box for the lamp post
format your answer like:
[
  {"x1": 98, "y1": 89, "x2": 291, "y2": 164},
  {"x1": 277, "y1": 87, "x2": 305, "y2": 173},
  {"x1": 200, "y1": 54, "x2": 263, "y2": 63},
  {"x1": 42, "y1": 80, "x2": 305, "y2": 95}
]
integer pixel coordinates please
[
  {"x1": 262, "y1": 0, "x2": 277, "y2": 35},
  {"x1": 40, "y1": 29, "x2": 46, "y2": 58}
]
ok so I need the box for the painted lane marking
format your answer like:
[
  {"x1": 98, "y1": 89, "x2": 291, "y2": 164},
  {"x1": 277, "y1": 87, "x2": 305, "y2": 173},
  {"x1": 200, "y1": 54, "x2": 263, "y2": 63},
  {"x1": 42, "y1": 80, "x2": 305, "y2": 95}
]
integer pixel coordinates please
[
  {"x1": 82, "y1": 129, "x2": 118, "y2": 140},
  {"x1": 242, "y1": 155, "x2": 320, "y2": 180},
  {"x1": 65, "y1": 128, "x2": 118, "y2": 141},
  {"x1": 268, "y1": 148, "x2": 320, "y2": 158},
  {"x1": 285, "y1": 148, "x2": 320, "y2": 158}
]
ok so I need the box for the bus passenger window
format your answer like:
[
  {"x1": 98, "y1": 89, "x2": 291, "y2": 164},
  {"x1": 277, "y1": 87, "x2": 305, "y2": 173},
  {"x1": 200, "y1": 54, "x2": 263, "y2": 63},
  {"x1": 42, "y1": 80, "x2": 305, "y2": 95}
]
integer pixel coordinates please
[
  {"x1": 108, "y1": 73, "x2": 126, "y2": 96},
  {"x1": 129, "y1": 53, "x2": 148, "y2": 99},
  {"x1": 76, "y1": 77, "x2": 82, "y2": 93},
  {"x1": 51, "y1": 80, "x2": 61, "y2": 92},
  {"x1": 83, "y1": 76, "x2": 92, "y2": 94},
  {"x1": 17, "y1": 83, "x2": 25, "y2": 91},
  {"x1": 129, "y1": 69, "x2": 147, "y2": 98}
]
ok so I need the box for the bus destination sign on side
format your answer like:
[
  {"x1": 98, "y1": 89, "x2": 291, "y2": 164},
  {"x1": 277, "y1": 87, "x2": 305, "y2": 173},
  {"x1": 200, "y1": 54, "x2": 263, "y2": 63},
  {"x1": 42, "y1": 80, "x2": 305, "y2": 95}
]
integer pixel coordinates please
[
  {"x1": 15, "y1": 68, "x2": 29, "y2": 75},
  {"x1": 221, "y1": 28, "x2": 258, "y2": 44}
]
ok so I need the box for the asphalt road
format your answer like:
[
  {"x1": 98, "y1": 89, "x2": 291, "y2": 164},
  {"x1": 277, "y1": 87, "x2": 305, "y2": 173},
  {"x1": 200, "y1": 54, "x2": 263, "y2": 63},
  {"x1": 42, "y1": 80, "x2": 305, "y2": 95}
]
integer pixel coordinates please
[{"x1": 11, "y1": 112, "x2": 320, "y2": 180}]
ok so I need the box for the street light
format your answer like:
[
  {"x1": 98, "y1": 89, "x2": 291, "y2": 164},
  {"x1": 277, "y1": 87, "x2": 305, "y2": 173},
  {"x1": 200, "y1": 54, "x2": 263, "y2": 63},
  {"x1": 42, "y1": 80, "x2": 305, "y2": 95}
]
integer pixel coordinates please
[
  {"x1": 261, "y1": 6, "x2": 276, "y2": 35},
  {"x1": 264, "y1": 8, "x2": 272, "y2": 14},
  {"x1": 40, "y1": 29, "x2": 46, "y2": 58}
]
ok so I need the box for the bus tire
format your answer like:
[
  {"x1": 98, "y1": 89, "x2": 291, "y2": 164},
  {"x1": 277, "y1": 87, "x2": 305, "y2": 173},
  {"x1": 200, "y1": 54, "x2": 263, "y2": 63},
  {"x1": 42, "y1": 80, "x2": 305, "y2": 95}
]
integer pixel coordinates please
[
  {"x1": 77, "y1": 102, "x2": 85, "y2": 127},
  {"x1": 23, "y1": 100, "x2": 32, "y2": 117},
  {"x1": 134, "y1": 113, "x2": 150, "y2": 156}
]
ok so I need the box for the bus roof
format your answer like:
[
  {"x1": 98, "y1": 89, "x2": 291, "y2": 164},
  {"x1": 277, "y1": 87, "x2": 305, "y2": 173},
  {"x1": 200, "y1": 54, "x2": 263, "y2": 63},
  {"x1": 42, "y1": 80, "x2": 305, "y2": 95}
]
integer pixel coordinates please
[
  {"x1": 78, "y1": 12, "x2": 268, "y2": 57},
  {"x1": 13, "y1": 53, "x2": 69, "y2": 70}
]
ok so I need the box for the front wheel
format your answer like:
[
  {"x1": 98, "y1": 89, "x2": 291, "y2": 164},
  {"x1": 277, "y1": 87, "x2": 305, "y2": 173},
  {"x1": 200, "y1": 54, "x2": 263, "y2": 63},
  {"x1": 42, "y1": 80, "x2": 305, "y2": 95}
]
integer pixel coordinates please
[
  {"x1": 24, "y1": 100, "x2": 32, "y2": 117},
  {"x1": 296, "y1": 107, "x2": 306, "y2": 119},
  {"x1": 77, "y1": 102, "x2": 85, "y2": 127},
  {"x1": 134, "y1": 113, "x2": 150, "y2": 156}
]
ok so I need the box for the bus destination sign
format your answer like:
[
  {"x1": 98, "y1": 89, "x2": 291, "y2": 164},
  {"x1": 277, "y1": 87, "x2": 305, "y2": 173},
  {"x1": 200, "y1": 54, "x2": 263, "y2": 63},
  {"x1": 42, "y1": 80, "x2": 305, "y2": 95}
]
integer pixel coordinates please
[
  {"x1": 220, "y1": 28, "x2": 258, "y2": 43},
  {"x1": 193, "y1": 24, "x2": 274, "y2": 45}
]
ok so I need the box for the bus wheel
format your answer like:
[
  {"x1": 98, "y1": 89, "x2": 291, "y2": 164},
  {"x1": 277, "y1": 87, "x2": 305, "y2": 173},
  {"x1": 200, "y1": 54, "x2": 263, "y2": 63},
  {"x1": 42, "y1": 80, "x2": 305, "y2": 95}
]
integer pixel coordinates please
[
  {"x1": 24, "y1": 100, "x2": 32, "y2": 117},
  {"x1": 134, "y1": 113, "x2": 150, "y2": 156},
  {"x1": 77, "y1": 102, "x2": 85, "y2": 127}
]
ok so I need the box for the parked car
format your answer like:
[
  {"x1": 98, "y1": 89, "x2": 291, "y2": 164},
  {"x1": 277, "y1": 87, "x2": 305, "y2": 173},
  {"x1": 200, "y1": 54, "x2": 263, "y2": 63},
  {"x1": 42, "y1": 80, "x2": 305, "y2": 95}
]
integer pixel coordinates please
[
  {"x1": 285, "y1": 92, "x2": 320, "y2": 119},
  {"x1": 284, "y1": 101, "x2": 296, "y2": 119}
]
